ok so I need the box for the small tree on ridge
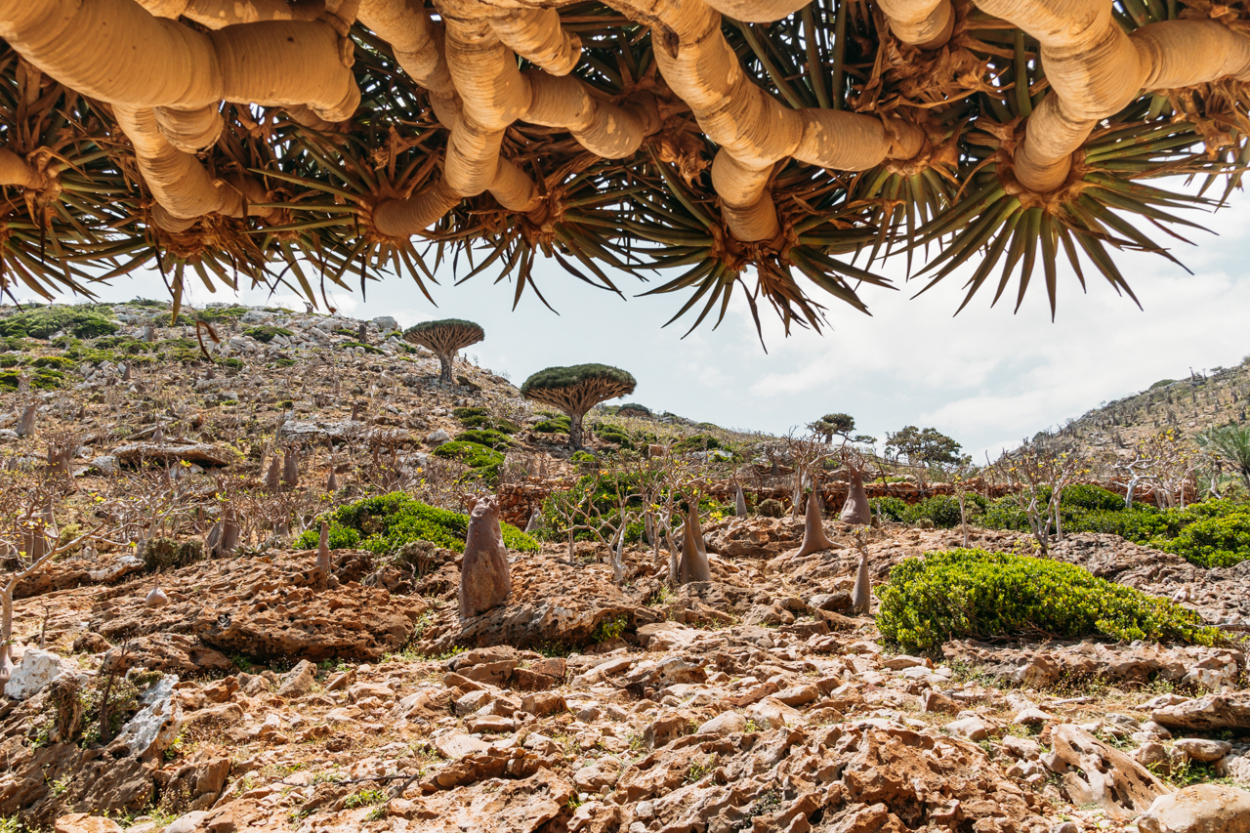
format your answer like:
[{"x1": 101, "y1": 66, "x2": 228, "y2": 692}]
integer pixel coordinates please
[
  {"x1": 521, "y1": 364, "x2": 636, "y2": 451},
  {"x1": 403, "y1": 319, "x2": 484, "y2": 385}
]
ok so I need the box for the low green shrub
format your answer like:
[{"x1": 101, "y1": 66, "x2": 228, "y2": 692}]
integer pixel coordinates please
[
  {"x1": 876, "y1": 548, "x2": 1221, "y2": 654},
  {"x1": 534, "y1": 415, "x2": 571, "y2": 434},
  {"x1": 452, "y1": 406, "x2": 489, "y2": 420},
  {"x1": 902, "y1": 494, "x2": 987, "y2": 528},
  {"x1": 29, "y1": 356, "x2": 77, "y2": 370},
  {"x1": 1060, "y1": 484, "x2": 1127, "y2": 512},
  {"x1": 0, "y1": 306, "x2": 117, "y2": 339},
  {"x1": 140, "y1": 538, "x2": 205, "y2": 570},
  {"x1": 296, "y1": 492, "x2": 538, "y2": 554},
  {"x1": 673, "y1": 433, "x2": 723, "y2": 453},
  {"x1": 455, "y1": 429, "x2": 514, "y2": 450},
  {"x1": 594, "y1": 424, "x2": 634, "y2": 448},
  {"x1": 433, "y1": 440, "x2": 505, "y2": 484},
  {"x1": 338, "y1": 340, "x2": 384, "y2": 355},
  {"x1": 0, "y1": 368, "x2": 64, "y2": 390},
  {"x1": 242, "y1": 326, "x2": 292, "y2": 343},
  {"x1": 869, "y1": 496, "x2": 909, "y2": 522},
  {"x1": 458, "y1": 414, "x2": 519, "y2": 432},
  {"x1": 757, "y1": 498, "x2": 784, "y2": 518},
  {"x1": 1157, "y1": 509, "x2": 1250, "y2": 568}
]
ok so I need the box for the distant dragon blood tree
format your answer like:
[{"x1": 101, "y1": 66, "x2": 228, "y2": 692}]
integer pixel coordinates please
[
  {"x1": 403, "y1": 319, "x2": 484, "y2": 384},
  {"x1": 0, "y1": 1, "x2": 1248, "y2": 339},
  {"x1": 521, "y1": 364, "x2": 636, "y2": 450}
]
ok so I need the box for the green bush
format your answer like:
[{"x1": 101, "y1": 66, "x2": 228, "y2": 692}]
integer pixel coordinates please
[
  {"x1": 673, "y1": 433, "x2": 723, "y2": 453},
  {"x1": 594, "y1": 424, "x2": 634, "y2": 448},
  {"x1": 0, "y1": 306, "x2": 118, "y2": 339},
  {"x1": 869, "y1": 497, "x2": 909, "y2": 522},
  {"x1": 29, "y1": 356, "x2": 77, "y2": 370},
  {"x1": 433, "y1": 440, "x2": 505, "y2": 484},
  {"x1": 902, "y1": 495, "x2": 986, "y2": 528},
  {"x1": 452, "y1": 407, "x2": 489, "y2": 420},
  {"x1": 1157, "y1": 508, "x2": 1250, "y2": 567},
  {"x1": 195, "y1": 306, "x2": 250, "y2": 322},
  {"x1": 0, "y1": 368, "x2": 64, "y2": 390},
  {"x1": 757, "y1": 498, "x2": 785, "y2": 518},
  {"x1": 534, "y1": 415, "x2": 571, "y2": 434},
  {"x1": 1060, "y1": 484, "x2": 1126, "y2": 512},
  {"x1": 242, "y1": 326, "x2": 293, "y2": 343},
  {"x1": 295, "y1": 492, "x2": 538, "y2": 554},
  {"x1": 458, "y1": 415, "x2": 519, "y2": 433},
  {"x1": 339, "y1": 340, "x2": 384, "y2": 355},
  {"x1": 876, "y1": 549, "x2": 1221, "y2": 654},
  {"x1": 140, "y1": 538, "x2": 205, "y2": 570},
  {"x1": 455, "y1": 429, "x2": 514, "y2": 450}
]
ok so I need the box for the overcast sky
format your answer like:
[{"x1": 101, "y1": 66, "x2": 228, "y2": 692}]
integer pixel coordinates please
[{"x1": 35, "y1": 188, "x2": 1250, "y2": 460}]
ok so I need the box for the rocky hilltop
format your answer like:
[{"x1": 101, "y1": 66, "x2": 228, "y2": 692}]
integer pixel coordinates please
[{"x1": 0, "y1": 303, "x2": 1245, "y2": 833}]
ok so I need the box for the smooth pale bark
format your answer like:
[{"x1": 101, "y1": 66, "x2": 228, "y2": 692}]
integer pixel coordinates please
[
  {"x1": 677, "y1": 504, "x2": 711, "y2": 584},
  {"x1": 877, "y1": 0, "x2": 954, "y2": 49},
  {"x1": 489, "y1": 7, "x2": 581, "y2": 75},
  {"x1": 794, "y1": 492, "x2": 840, "y2": 558},
  {"x1": 976, "y1": 0, "x2": 1250, "y2": 191},
  {"x1": 524, "y1": 508, "x2": 542, "y2": 534},
  {"x1": 1, "y1": 0, "x2": 359, "y2": 221},
  {"x1": 735, "y1": 484, "x2": 748, "y2": 517},
  {"x1": 611, "y1": 0, "x2": 923, "y2": 241},
  {"x1": 840, "y1": 466, "x2": 872, "y2": 526},
  {"x1": 372, "y1": 6, "x2": 656, "y2": 236},
  {"x1": 0, "y1": 0, "x2": 359, "y2": 118},
  {"x1": 137, "y1": 0, "x2": 329, "y2": 26},
  {"x1": 700, "y1": 0, "x2": 810, "y2": 21},
  {"x1": 0, "y1": 150, "x2": 43, "y2": 190},
  {"x1": 113, "y1": 105, "x2": 275, "y2": 226}
]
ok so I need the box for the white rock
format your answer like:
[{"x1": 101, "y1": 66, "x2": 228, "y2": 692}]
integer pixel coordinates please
[
  {"x1": 1136, "y1": 783, "x2": 1250, "y2": 833},
  {"x1": 162, "y1": 810, "x2": 209, "y2": 833},
  {"x1": 945, "y1": 716, "x2": 989, "y2": 741},
  {"x1": 4, "y1": 648, "x2": 76, "y2": 700},
  {"x1": 1173, "y1": 738, "x2": 1232, "y2": 763},
  {"x1": 373, "y1": 315, "x2": 398, "y2": 330},
  {"x1": 426, "y1": 428, "x2": 451, "y2": 446},
  {"x1": 114, "y1": 673, "x2": 182, "y2": 757}
]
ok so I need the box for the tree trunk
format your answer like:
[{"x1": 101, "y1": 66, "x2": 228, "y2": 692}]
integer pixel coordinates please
[
  {"x1": 0, "y1": 585, "x2": 12, "y2": 684},
  {"x1": 568, "y1": 411, "x2": 584, "y2": 450},
  {"x1": 438, "y1": 352, "x2": 454, "y2": 384}
]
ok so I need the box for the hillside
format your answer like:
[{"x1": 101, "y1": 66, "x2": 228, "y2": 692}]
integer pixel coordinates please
[
  {"x1": 0, "y1": 303, "x2": 1246, "y2": 833},
  {"x1": 1027, "y1": 358, "x2": 1250, "y2": 464}
]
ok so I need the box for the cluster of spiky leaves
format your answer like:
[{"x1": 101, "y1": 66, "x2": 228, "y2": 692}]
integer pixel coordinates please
[{"x1": 0, "y1": 0, "x2": 1247, "y2": 339}]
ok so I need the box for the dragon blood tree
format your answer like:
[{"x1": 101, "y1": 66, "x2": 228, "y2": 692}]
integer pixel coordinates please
[
  {"x1": 403, "y1": 319, "x2": 484, "y2": 384},
  {"x1": 1, "y1": 1, "x2": 1249, "y2": 337},
  {"x1": 521, "y1": 364, "x2": 636, "y2": 450}
]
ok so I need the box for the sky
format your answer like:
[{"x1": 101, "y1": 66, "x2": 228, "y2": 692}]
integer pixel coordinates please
[{"x1": 31, "y1": 189, "x2": 1250, "y2": 461}]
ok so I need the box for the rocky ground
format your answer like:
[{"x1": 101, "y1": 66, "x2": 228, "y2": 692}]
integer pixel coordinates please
[{"x1": 0, "y1": 303, "x2": 1247, "y2": 833}]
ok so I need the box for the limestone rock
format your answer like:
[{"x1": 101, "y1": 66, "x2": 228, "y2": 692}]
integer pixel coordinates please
[
  {"x1": 114, "y1": 673, "x2": 181, "y2": 758},
  {"x1": 1172, "y1": 738, "x2": 1232, "y2": 763},
  {"x1": 1152, "y1": 693, "x2": 1250, "y2": 733},
  {"x1": 275, "y1": 660, "x2": 316, "y2": 698},
  {"x1": 1136, "y1": 784, "x2": 1250, "y2": 833},
  {"x1": 5, "y1": 648, "x2": 77, "y2": 700},
  {"x1": 53, "y1": 814, "x2": 124, "y2": 833},
  {"x1": 1042, "y1": 724, "x2": 1168, "y2": 819}
]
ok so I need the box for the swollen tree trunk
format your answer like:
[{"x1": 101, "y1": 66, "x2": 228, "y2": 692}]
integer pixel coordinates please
[
  {"x1": 438, "y1": 352, "x2": 455, "y2": 385},
  {"x1": 459, "y1": 497, "x2": 511, "y2": 618},
  {"x1": 677, "y1": 503, "x2": 711, "y2": 584},
  {"x1": 850, "y1": 547, "x2": 872, "y2": 615},
  {"x1": 568, "y1": 411, "x2": 585, "y2": 451},
  {"x1": 735, "y1": 484, "x2": 748, "y2": 517},
  {"x1": 840, "y1": 466, "x2": 871, "y2": 526},
  {"x1": 524, "y1": 508, "x2": 541, "y2": 534},
  {"x1": 314, "y1": 521, "x2": 331, "y2": 585},
  {"x1": 794, "y1": 492, "x2": 840, "y2": 558}
]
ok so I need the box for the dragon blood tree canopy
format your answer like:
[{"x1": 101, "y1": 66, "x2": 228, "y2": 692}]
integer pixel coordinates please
[
  {"x1": 521, "y1": 363, "x2": 636, "y2": 449},
  {"x1": 1, "y1": 1, "x2": 1249, "y2": 338},
  {"x1": 402, "y1": 318, "x2": 485, "y2": 383}
]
